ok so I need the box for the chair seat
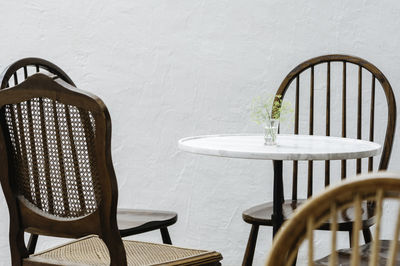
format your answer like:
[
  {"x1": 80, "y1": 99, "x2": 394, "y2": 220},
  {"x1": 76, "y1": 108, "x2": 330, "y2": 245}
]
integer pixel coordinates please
[
  {"x1": 24, "y1": 235, "x2": 222, "y2": 266},
  {"x1": 242, "y1": 200, "x2": 375, "y2": 230},
  {"x1": 315, "y1": 240, "x2": 400, "y2": 265},
  {"x1": 117, "y1": 209, "x2": 177, "y2": 237}
]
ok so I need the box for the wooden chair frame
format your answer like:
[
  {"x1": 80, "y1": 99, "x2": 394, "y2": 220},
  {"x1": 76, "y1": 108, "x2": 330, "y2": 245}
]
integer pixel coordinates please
[
  {"x1": 0, "y1": 69, "x2": 222, "y2": 265},
  {"x1": 0, "y1": 74, "x2": 126, "y2": 265},
  {"x1": 0, "y1": 58, "x2": 178, "y2": 255},
  {"x1": 243, "y1": 54, "x2": 397, "y2": 265},
  {"x1": 0, "y1": 57, "x2": 76, "y2": 88},
  {"x1": 266, "y1": 172, "x2": 400, "y2": 266}
]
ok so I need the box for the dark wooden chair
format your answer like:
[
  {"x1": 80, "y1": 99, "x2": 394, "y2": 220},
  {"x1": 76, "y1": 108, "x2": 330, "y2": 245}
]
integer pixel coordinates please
[
  {"x1": 266, "y1": 172, "x2": 400, "y2": 266},
  {"x1": 242, "y1": 55, "x2": 397, "y2": 265},
  {"x1": 0, "y1": 58, "x2": 177, "y2": 255},
  {"x1": 0, "y1": 72, "x2": 222, "y2": 265}
]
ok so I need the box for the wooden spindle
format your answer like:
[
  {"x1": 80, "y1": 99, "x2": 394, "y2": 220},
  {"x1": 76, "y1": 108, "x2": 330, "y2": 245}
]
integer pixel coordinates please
[
  {"x1": 295, "y1": 76, "x2": 300, "y2": 134},
  {"x1": 369, "y1": 189, "x2": 383, "y2": 266},
  {"x1": 287, "y1": 242, "x2": 301, "y2": 266},
  {"x1": 329, "y1": 202, "x2": 338, "y2": 266},
  {"x1": 292, "y1": 76, "x2": 300, "y2": 200},
  {"x1": 326, "y1": 62, "x2": 331, "y2": 136},
  {"x1": 310, "y1": 66, "x2": 314, "y2": 135},
  {"x1": 13, "y1": 73, "x2": 18, "y2": 86},
  {"x1": 350, "y1": 194, "x2": 361, "y2": 266},
  {"x1": 23, "y1": 66, "x2": 28, "y2": 79},
  {"x1": 356, "y1": 66, "x2": 362, "y2": 174},
  {"x1": 341, "y1": 62, "x2": 347, "y2": 179},
  {"x1": 325, "y1": 62, "x2": 331, "y2": 186},
  {"x1": 387, "y1": 205, "x2": 400, "y2": 266},
  {"x1": 368, "y1": 76, "x2": 375, "y2": 172},
  {"x1": 308, "y1": 67, "x2": 314, "y2": 197},
  {"x1": 292, "y1": 163, "x2": 298, "y2": 201},
  {"x1": 307, "y1": 217, "x2": 314, "y2": 266},
  {"x1": 307, "y1": 164, "x2": 313, "y2": 199},
  {"x1": 292, "y1": 168, "x2": 298, "y2": 201}
]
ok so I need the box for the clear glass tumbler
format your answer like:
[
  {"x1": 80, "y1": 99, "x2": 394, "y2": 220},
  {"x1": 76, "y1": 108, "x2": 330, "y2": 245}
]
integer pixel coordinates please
[{"x1": 264, "y1": 119, "x2": 279, "y2": 145}]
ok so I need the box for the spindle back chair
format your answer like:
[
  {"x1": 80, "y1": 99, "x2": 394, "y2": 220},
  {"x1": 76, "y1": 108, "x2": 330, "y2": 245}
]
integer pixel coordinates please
[
  {"x1": 276, "y1": 54, "x2": 396, "y2": 198},
  {"x1": 0, "y1": 57, "x2": 75, "y2": 89},
  {"x1": 266, "y1": 172, "x2": 400, "y2": 266},
  {"x1": 0, "y1": 73, "x2": 222, "y2": 265},
  {"x1": 242, "y1": 55, "x2": 396, "y2": 265}
]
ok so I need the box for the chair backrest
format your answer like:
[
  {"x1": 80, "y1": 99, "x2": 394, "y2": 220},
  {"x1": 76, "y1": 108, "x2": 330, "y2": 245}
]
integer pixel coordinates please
[
  {"x1": 0, "y1": 73, "x2": 126, "y2": 265},
  {"x1": 275, "y1": 54, "x2": 396, "y2": 199},
  {"x1": 266, "y1": 172, "x2": 400, "y2": 266},
  {"x1": 0, "y1": 57, "x2": 75, "y2": 89}
]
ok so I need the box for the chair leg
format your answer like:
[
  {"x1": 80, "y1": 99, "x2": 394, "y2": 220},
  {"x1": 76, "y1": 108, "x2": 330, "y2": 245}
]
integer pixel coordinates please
[
  {"x1": 242, "y1": 225, "x2": 259, "y2": 266},
  {"x1": 27, "y1": 234, "x2": 39, "y2": 254},
  {"x1": 160, "y1": 227, "x2": 172, "y2": 245},
  {"x1": 362, "y1": 228, "x2": 372, "y2": 243}
]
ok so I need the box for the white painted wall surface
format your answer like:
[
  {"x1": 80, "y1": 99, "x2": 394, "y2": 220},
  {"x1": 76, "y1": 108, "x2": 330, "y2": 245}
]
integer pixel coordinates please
[{"x1": 0, "y1": 1, "x2": 399, "y2": 265}]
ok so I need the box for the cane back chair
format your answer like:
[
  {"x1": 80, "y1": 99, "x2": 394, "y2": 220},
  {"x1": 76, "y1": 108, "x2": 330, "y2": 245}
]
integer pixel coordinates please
[
  {"x1": 242, "y1": 54, "x2": 396, "y2": 265},
  {"x1": 266, "y1": 172, "x2": 400, "y2": 266},
  {"x1": 0, "y1": 72, "x2": 222, "y2": 265},
  {"x1": 0, "y1": 58, "x2": 178, "y2": 255}
]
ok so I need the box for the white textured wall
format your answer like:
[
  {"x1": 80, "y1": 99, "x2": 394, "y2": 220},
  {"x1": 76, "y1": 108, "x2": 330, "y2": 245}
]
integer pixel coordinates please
[{"x1": 0, "y1": 1, "x2": 399, "y2": 265}]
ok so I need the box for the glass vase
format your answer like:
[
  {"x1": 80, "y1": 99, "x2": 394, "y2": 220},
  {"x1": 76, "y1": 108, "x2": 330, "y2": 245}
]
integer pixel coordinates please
[{"x1": 264, "y1": 119, "x2": 279, "y2": 145}]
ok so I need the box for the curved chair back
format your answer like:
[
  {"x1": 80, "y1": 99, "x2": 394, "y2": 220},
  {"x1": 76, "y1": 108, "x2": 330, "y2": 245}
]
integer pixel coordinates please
[
  {"x1": 0, "y1": 57, "x2": 75, "y2": 89},
  {"x1": 0, "y1": 73, "x2": 126, "y2": 265},
  {"x1": 266, "y1": 172, "x2": 400, "y2": 266},
  {"x1": 275, "y1": 54, "x2": 396, "y2": 198}
]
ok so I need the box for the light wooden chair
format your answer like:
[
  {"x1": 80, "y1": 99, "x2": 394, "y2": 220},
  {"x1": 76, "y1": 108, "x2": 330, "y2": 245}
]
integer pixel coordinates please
[
  {"x1": 266, "y1": 172, "x2": 400, "y2": 266},
  {"x1": 0, "y1": 72, "x2": 222, "y2": 265},
  {"x1": 0, "y1": 58, "x2": 178, "y2": 255}
]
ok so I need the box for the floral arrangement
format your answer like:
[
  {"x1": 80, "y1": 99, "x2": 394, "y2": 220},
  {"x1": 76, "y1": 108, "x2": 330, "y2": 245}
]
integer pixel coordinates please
[
  {"x1": 251, "y1": 94, "x2": 292, "y2": 124},
  {"x1": 250, "y1": 94, "x2": 293, "y2": 145}
]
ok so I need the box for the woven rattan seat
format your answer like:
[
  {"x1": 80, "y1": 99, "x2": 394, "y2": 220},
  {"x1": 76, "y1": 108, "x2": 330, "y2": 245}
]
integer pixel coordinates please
[{"x1": 25, "y1": 236, "x2": 222, "y2": 266}]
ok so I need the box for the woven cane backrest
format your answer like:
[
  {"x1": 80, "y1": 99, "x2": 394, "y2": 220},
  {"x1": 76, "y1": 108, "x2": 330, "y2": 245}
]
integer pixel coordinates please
[
  {"x1": 0, "y1": 73, "x2": 110, "y2": 219},
  {"x1": 0, "y1": 58, "x2": 101, "y2": 218},
  {"x1": 266, "y1": 173, "x2": 400, "y2": 266},
  {"x1": 3, "y1": 97, "x2": 101, "y2": 218},
  {"x1": 275, "y1": 55, "x2": 396, "y2": 199}
]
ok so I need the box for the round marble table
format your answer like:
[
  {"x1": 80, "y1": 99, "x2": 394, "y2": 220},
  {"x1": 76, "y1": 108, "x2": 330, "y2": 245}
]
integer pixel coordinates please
[
  {"x1": 178, "y1": 134, "x2": 381, "y2": 236},
  {"x1": 178, "y1": 134, "x2": 381, "y2": 161}
]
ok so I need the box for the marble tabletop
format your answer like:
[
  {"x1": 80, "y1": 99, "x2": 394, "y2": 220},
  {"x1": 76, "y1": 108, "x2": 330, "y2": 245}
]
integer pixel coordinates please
[{"x1": 178, "y1": 134, "x2": 381, "y2": 161}]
